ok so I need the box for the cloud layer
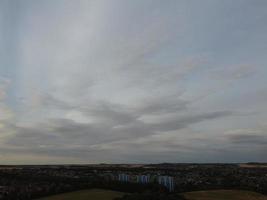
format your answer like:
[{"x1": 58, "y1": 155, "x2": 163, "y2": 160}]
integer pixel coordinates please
[{"x1": 0, "y1": 0, "x2": 267, "y2": 164}]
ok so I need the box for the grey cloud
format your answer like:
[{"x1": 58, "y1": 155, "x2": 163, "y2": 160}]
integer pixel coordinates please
[
  {"x1": 47, "y1": 92, "x2": 189, "y2": 120},
  {"x1": 5, "y1": 109, "x2": 235, "y2": 156},
  {"x1": 31, "y1": 92, "x2": 189, "y2": 126},
  {"x1": 0, "y1": 145, "x2": 108, "y2": 159},
  {"x1": 151, "y1": 110, "x2": 234, "y2": 132},
  {"x1": 0, "y1": 108, "x2": 252, "y2": 162},
  {"x1": 228, "y1": 133, "x2": 267, "y2": 145},
  {"x1": 81, "y1": 102, "x2": 138, "y2": 126},
  {"x1": 0, "y1": 77, "x2": 11, "y2": 101},
  {"x1": 40, "y1": 93, "x2": 75, "y2": 110},
  {"x1": 135, "y1": 94, "x2": 188, "y2": 115},
  {"x1": 210, "y1": 64, "x2": 256, "y2": 80},
  {"x1": 6, "y1": 123, "x2": 61, "y2": 147},
  {"x1": 121, "y1": 57, "x2": 207, "y2": 91},
  {"x1": 2, "y1": 0, "x2": 267, "y2": 163}
]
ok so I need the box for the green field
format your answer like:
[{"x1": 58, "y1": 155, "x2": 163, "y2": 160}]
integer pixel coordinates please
[
  {"x1": 37, "y1": 189, "x2": 125, "y2": 200},
  {"x1": 183, "y1": 190, "x2": 267, "y2": 200}
]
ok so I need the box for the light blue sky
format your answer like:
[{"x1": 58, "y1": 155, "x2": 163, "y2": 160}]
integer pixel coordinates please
[{"x1": 0, "y1": 0, "x2": 267, "y2": 164}]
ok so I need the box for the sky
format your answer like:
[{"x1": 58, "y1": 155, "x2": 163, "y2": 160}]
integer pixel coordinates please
[{"x1": 0, "y1": 0, "x2": 267, "y2": 164}]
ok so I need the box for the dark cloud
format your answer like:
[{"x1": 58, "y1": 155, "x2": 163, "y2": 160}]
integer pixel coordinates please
[
  {"x1": 135, "y1": 94, "x2": 188, "y2": 115},
  {"x1": 40, "y1": 93, "x2": 75, "y2": 110},
  {"x1": 151, "y1": 110, "x2": 234, "y2": 132},
  {"x1": 4, "y1": 108, "x2": 235, "y2": 159},
  {"x1": 228, "y1": 133, "x2": 267, "y2": 145},
  {"x1": 81, "y1": 102, "x2": 138, "y2": 126}
]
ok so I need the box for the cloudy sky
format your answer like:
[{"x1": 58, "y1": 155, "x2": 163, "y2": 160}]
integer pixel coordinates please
[{"x1": 0, "y1": 0, "x2": 267, "y2": 164}]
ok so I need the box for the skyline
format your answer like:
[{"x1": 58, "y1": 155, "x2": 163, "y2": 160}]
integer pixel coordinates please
[{"x1": 0, "y1": 0, "x2": 267, "y2": 164}]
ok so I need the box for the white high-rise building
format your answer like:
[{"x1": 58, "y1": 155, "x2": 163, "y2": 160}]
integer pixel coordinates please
[
  {"x1": 158, "y1": 176, "x2": 175, "y2": 192},
  {"x1": 137, "y1": 175, "x2": 150, "y2": 184},
  {"x1": 118, "y1": 174, "x2": 129, "y2": 182}
]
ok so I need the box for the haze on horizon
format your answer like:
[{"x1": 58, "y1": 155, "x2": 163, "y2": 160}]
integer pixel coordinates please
[{"x1": 0, "y1": 0, "x2": 267, "y2": 164}]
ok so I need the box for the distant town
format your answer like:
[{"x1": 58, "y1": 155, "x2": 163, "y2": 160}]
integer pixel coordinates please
[{"x1": 0, "y1": 163, "x2": 266, "y2": 199}]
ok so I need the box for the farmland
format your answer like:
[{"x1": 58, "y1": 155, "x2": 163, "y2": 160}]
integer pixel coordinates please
[
  {"x1": 37, "y1": 189, "x2": 125, "y2": 200},
  {"x1": 183, "y1": 190, "x2": 267, "y2": 200}
]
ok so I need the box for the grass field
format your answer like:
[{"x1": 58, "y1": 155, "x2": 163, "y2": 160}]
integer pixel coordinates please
[
  {"x1": 37, "y1": 189, "x2": 125, "y2": 200},
  {"x1": 183, "y1": 190, "x2": 267, "y2": 200}
]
